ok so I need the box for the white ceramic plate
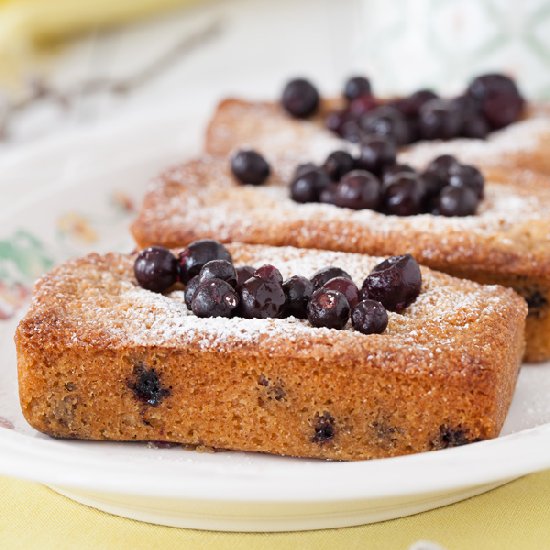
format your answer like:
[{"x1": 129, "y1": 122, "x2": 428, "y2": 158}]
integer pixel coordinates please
[{"x1": 1, "y1": 106, "x2": 550, "y2": 532}]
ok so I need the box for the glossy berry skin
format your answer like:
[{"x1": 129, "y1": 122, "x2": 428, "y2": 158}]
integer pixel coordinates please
[
  {"x1": 325, "y1": 110, "x2": 347, "y2": 135},
  {"x1": 235, "y1": 265, "x2": 256, "y2": 288},
  {"x1": 357, "y1": 137, "x2": 397, "y2": 175},
  {"x1": 393, "y1": 89, "x2": 438, "y2": 118},
  {"x1": 448, "y1": 164, "x2": 484, "y2": 198},
  {"x1": 349, "y1": 95, "x2": 377, "y2": 118},
  {"x1": 384, "y1": 174, "x2": 424, "y2": 216},
  {"x1": 310, "y1": 266, "x2": 352, "y2": 290},
  {"x1": 331, "y1": 170, "x2": 382, "y2": 210},
  {"x1": 184, "y1": 275, "x2": 201, "y2": 309},
  {"x1": 339, "y1": 118, "x2": 364, "y2": 143},
  {"x1": 323, "y1": 151, "x2": 355, "y2": 181},
  {"x1": 343, "y1": 76, "x2": 372, "y2": 101},
  {"x1": 281, "y1": 78, "x2": 320, "y2": 118},
  {"x1": 466, "y1": 73, "x2": 524, "y2": 129},
  {"x1": 254, "y1": 264, "x2": 283, "y2": 284},
  {"x1": 290, "y1": 168, "x2": 331, "y2": 203},
  {"x1": 191, "y1": 278, "x2": 239, "y2": 318},
  {"x1": 436, "y1": 186, "x2": 479, "y2": 217},
  {"x1": 230, "y1": 150, "x2": 270, "y2": 186},
  {"x1": 359, "y1": 106, "x2": 410, "y2": 146},
  {"x1": 322, "y1": 276, "x2": 360, "y2": 308},
  {"x1": 282, "y1": 275, "x2": 314, "y2": 319},
  {"x1": 383, "y1": 164, "x2": 416, "y2": 184},
  {"x1": 351, "y1": 299, "x2": 388, "y2": 334},
  {"x1": 424, "y1": 154, "x2": 460, "y2": 186},
  {"x1": 240, "y1": 277, "x2": 287, "y2": 319},
  {"x1": 178, "y1": 240, "x2": 232, "y2": 283},
  {"x1": 134, "y1": 246, "x2": 178, "y2": 293},
  {"x1": 461, "y1": 115, "x2": 490, "y2": 139},
  {"x1": 362, "y1": 254, "x2": 422, "y2": 313},
  {"x1": 294, "y1": 163, "x2": 319, "y2": 178},
  {"x1": 307, "y1": 289, "x2": 350, "y2": 330},
  {"x1": 419, "y1": 99, "x2": 463, "y2": 140},
  {"x1": 199, "y1": 259, "x2": 237, "y2": 288}
]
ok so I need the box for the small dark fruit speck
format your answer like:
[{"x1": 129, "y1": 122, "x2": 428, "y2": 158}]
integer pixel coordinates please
[
  {"x1": 352, "y1": 299, "x2": 388, "y2": 334},
  {"x1": 134, "y1": 246, "x2": 178, "y2": 293},
  {"x1": 230, "y1": 149, "x2": 271, "y2": 186},
  {"x1": 307, "y1": 288, "x2": 350, "y2": 330}
]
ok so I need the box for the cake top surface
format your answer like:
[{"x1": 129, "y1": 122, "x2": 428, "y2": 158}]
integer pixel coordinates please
[{"x1": 19, "y1": 244, "x2": 526, "y2": 376}]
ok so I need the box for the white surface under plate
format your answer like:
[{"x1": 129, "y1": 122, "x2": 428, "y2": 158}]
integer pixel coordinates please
[{"x1": 0, "y1": 105, "x2": 550, "y2": 532}]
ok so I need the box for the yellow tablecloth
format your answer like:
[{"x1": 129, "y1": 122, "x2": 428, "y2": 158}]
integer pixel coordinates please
[{"x1": 0, "y1": 471, "x2": 549, "y2": 549}]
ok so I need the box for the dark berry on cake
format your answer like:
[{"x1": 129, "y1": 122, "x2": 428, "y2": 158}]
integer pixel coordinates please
[
  {"x1": 240, "y1": 277, "x2": 287, "y2": 319},
  {"x1": 343, "y1": 76, "x2": 372, "y2": 101},
  {"x1": 254, "y1": 264, "x2": 284, "y2": 284},
  {"x1": 323, "y1": 150, "x2": 355, "y2": 181},
  {"x1": 424, "y1": 154, "x2": 461, "y2": 186},
  {"x1": 357, "y1": 136, "x2": 397, "y2": 175},
  {"x1": 307, "y1": 288, "x2": 350, "y2": 329},
  {"x1": 191, "y1": 279, "x2": 240, "y2": 318},
  {"x1": 312, "y1": 412, "x2": 336, "y2": 443},
  {"x1": 351, "y1": 299, "x2": 388, "y2": 334},
  {"x1": 235, "y1": 265, "x2": 256, "y2": 288},
  {"x1": 230, "y1": 149, "x2": 271, "y2": 186},
  {"x1": 128, "y1": 364, "x2": 170, "y2": 407},
  {"x1": 331, "y1": 170, "x2": 382, "y2": 210},
  {"x1": 199, "y1": 259, "x2": 238, "y2": 288},
  {"x1": 362, "y1": 254, "x2": 422, "y2": 312},
  {"x1": 384, "y1": 173, "x2": 424, "y2": 216},
  {"x1": 359, "y1": 106, "x2": 410, "y2": 145},
  {"x1": 322, "y1": 276, "x2": 360, "y2": 308},
  {"x1": 436, "y1": 186, "x2": 479, "y2": 217},
  {"x1": 134, "y1": 246, "x2": 178, "y2": 293},
  {"x1": 178, "y1": 240, "x2": 232, "y2": 283},
  {"x1": 310, "y1": 266, "x2": 352, "y2": 290},
  {"x1": 382, "y1": 164, "x2": 416, "y2": 184},
  {"x1": 281, "y1": 77, "x2": 320, "y2": 118},
  {"x1": 184, "y1": 275, "x2": 201, "y2": 309},
  {"x1": 282, "y1": 275, "x2": 314, "y2": 319},
  {"x1": 448, "y1": 164, "x2": 485, "y2": 198},
  {"x1": 290, "y1": 167, "x2": 331, "y2": 203},
  {"x1": 419, "y1": 99, "x2": 463, "y2": 140}
]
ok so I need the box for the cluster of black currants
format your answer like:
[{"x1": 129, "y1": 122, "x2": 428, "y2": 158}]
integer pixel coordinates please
[
  {"x1": 133, "y1": 240, "x2": 423, "y2": 335},
  {"x1": 280, "y1": 73, "x2": 525, "y2": 145},
  {"x1": 291, "y1": 148, "x2": 484, "y2": 217}
]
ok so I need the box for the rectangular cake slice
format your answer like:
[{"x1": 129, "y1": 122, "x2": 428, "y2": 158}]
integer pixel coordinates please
[
  {"x1": 131, "y1": 156, "x2": 550, "y2": 362},
  {"x1": 205, "y1": 98, "x2": 550, "y2": 177},
  {"x1": 16, "y1": 244, "x2": 526, "y2": 460}
]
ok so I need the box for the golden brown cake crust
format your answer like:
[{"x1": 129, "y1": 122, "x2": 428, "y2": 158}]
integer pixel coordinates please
[{"x1": 16, "y1": 245, "x2": 526, "y2": 460}]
